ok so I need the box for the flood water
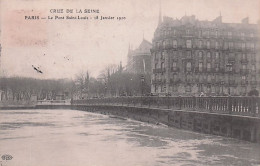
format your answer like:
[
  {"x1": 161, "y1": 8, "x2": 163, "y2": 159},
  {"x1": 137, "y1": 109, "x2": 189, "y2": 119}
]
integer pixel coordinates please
[{"x1": 0, "y1": 109, "x2": 259, "y2": 166}]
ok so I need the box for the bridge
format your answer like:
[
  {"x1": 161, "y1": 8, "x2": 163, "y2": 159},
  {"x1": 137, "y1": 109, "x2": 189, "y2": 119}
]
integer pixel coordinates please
[
  {"x1": 72, "y1": 96, "x2": 260, "y2": 117},
  {"x1": 71, "y1": 96, "x2": 260, "y2": 143}
]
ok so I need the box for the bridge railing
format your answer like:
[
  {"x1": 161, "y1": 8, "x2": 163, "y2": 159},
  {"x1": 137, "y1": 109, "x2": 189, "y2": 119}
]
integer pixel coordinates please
[
  {"x1": 72, "y1": 96, "x2": 260, "y2": 117},
  {"x1": 37, "y1": 100, "x2": 71, "y2": 105}
]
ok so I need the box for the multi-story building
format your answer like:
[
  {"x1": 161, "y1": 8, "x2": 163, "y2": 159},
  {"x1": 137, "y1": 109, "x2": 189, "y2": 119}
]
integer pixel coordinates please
[
  {"x1": 127, "y1": 39, "x2": 152, "y2": 74},
  {"x1": 151, "y1": 15, "x2": 260, "y2": 96}
]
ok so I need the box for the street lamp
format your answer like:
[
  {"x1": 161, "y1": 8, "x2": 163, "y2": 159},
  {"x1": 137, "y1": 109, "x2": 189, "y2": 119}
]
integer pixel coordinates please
[
  {"x1": 226, "y1": 63, "x2": 233, "y2": 96},
  {"x1": 141, "y1": 75, "x2": 145, "y2": 96}
]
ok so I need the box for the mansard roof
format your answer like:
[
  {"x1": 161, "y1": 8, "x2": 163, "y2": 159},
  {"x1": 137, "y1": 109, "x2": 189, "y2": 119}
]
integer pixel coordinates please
[{"x1": 157, "y1": 15, "x2": 258, "y2": 31}]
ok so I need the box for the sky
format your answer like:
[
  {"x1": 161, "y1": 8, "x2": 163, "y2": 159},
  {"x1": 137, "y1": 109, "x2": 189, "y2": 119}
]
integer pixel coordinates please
[{"x1": 0, "y1": 0, "x2": 259, "y2": 79}]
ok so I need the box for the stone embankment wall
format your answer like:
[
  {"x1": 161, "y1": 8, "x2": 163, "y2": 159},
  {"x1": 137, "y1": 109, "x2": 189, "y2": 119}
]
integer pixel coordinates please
[{"x1": 72, "y1": 105, "x2": 260, "y2": 143}]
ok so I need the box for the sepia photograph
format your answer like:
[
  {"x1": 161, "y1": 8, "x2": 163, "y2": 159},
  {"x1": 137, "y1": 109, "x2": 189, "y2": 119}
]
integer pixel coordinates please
[{"x1": 0, "y1": 0, "x2": 260, "y2": 165}]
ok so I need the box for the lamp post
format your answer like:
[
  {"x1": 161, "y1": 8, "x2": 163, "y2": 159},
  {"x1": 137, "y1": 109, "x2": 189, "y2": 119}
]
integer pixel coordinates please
[
  {"x1": 141, "y1": 75, "x2": 145, "y2": 96},
  {"x1": 221, "y1": 81, "x2": 224, "y2": 96},
  {"x1": 226, "y1": 62, "x2": 233, "y2": 96}
]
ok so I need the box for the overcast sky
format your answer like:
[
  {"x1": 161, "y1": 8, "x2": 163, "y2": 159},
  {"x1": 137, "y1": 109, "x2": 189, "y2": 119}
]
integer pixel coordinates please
[{"x1": 0, "y1": 0, "x2": 259, "y2": 79}]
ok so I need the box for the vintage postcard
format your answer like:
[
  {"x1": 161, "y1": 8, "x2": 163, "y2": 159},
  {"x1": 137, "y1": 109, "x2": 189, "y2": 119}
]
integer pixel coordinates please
[{"x1": 0, "y1": 0, "x2": 260, "y2": 166}]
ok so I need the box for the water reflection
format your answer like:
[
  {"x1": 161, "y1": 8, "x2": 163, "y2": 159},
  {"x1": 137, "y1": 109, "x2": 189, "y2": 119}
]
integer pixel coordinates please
[{"x1": 0, "y1": 109, "x2": 259, "y2": 166}]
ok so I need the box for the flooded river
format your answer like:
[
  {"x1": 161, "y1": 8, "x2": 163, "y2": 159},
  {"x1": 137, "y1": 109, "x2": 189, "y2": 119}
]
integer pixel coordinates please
[{"x1": 0, "y1": 109, "x2": 259, "y2": 166}]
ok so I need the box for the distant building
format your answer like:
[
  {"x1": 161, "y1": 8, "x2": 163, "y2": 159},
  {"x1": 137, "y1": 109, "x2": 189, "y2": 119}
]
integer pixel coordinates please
[
  {"x1": 126, "y1": 39, "x2": 152, "y2": 74},
  {"x1": 151, "y1": 14, "x2": 260, "y2": 96}
]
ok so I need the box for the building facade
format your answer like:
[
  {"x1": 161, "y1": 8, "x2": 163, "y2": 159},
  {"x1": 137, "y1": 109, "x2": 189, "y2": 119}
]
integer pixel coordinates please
[
  {"x1": 151, "y1": 15, "x2": 260, "y2": 96},
  {"x1": 127, "y1": 39, "x2": 152, "y2": 74}
]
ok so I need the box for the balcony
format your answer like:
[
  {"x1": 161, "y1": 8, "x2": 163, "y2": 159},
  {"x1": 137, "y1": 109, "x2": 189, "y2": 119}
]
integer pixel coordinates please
[
  {"x1": 226, "y1": 69, "x2": 237, "y2": 74},
  {"x1": 182, "y1": 57, "x2": 193, "y2": 61},
  {"x1": 170, "y1": 79, "x2": 182, "y2": 84},
  {"x1": 152, "y1": 79, "x2": 166, "y2": 84},
  {"x1": 240, "y1": 59, "x2": 249, "y2": 64},
  {"x1": 153, "y1": 68, "x2": 166, "y2": 73},
  {"x1": 194, "y1": 67, "x2": 203, "y2": 73},
  {"x1": 241, "y1": 80, "x2": 248, "y2": 85},
  {"x1": 228, "y1": 57, "x2": 235, "y2": 63},
  {"x1": 228, "y1": 80, "x2": 237, "y2": 86},
  {"x1": 171, "y1": 67, "x2": 179, "y2": 72},
  {"x1": 240, "y1": 69, "x2": 250, "y2": 75}
]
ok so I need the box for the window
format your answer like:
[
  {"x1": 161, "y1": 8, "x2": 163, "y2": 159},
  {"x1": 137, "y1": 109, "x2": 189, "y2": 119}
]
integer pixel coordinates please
[
  {"x1": 186, "y1": 40, "x2": 192, "y2": 48},
  {"x1": 250, "y1": 33, "x2": 254, "y2": 38},
  {"x1": 187, "y1": 51, "x2": 192, "y2": 58},
  {"x1": 163, "y1": 41, "x2": 166, "y2": 48},
  {"x1": 215, "y1": 31, "x2": 218, "y2": 38},
  {"x1": 241, "y1": 32, "x2": 245, "y2": 39},
  {"x1": 206, "y1": 41, "x2": 210, "y2": 49},
  {"x1": 206, "y1": 31, "x2": 209, "y2": 38},
  {"x1": 155, "y1": 63, "x2": 158, "y2": 69},
  {"x1": 161, "y1": 52, "x2": 165, "y2": 60},
  {"x1": 250, "y1": 43, "x2": 255, "y2": 50},
  {"x1": 173, "y1": 29, "x2": 176, "y2": 36},
  {"x1": 207, "y1": 52, "x2": 211, "y2": 59},
  {"x1": 187, "y1": 74, "x2": 192, "y2": 83},
  {"x1": 198, "y1": 30, "x2": 202, "y2": 37},
  {"x1": 172, "y1": 62, "x2": 177, "y2": 68},
  {"x1": 242, "y1": 54, "x2": 247, "y2": 60},
  {"x1": 241, "y1": 76, "x2": 246, "y2": 84},
  {"x1": 173, "y1": 85, "x2": 178, "y2": 92},
  {"x1": 185, "y1": 85, "x2": 191, "y2": 92},
  {"x1": 216, "y1": 63, "x2": 219, "y2": 71},
  {"x1": 199, "y1": 52, "x2": 203, "y2": 59},
  {"x1": 242, "y1": 64, "x2": 246, "y2": 70},
  {"x1": 242, "y1": 43, "x2": 246, "y2": 50},
  {"x1": 172, "y1": 74, "x2": 178, "y2": 82},
  {"x1": 199, "y1": 75, "x2": 203, "y2": 83},
  {"x1": 207, "y1": 63, "x2": 211, "y2": 71},
  {"x1": 215, "y1": 41, "x2": 219, "y2": 49},
  {"x1": 199, "y1": 40, "x2": 202, "y2": 48},
  {"x1": 228, "y1": 42, "x2": 233, "y2": 49},
  {"x1": 164, "y1": 31, "x2": 167, "y2": 36},
  {"x1": 172, "y1": 62, "x2": 177, "y2": 71},
  {"x1": 228, "y1": 32, "x2": 232, "y2": 38},
  {"x1": 173, "y1": 40, "x2": 177, "y2": 48},
  {"x1": 227, "y1": 63, "x2": 233, "y2": 72},
  {"x1": 252, "y1": 65, "x2": 256, "y2": 72},
  {"x1": 199, "y1": 62, "x2": 203, "y2": 72},
  {"x1": 207, "y1": 85, "x2": 211, "y2": 93},
  {"x1": 186, "y1": 62, "x2": 192, "y2": 71},
  {"x1": 215, "y1": 52, "x2": 219, "y2": 60},
  {"x1": 251, "y1": 54, "x2": 256, "y2": 61},
  {"x1": 207, "y1": 75, "x2": 211, "y2": 82},
  {"x1": 155, "y1": 85, "x2": 158, "y2": 92},
  {"x1": 161, "y1": 62, "x2": 165, "y2": 69},
  {"x1": 186, "y1": 29, "x2": 190, "y2": 35},
  {"x1": 157, "y1": 42, "x2": 160, "y2": 48}
]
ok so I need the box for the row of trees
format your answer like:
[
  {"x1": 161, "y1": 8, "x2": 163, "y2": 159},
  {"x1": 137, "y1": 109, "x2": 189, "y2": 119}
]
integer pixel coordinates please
[
  {"x1": 75, "y1": 64, "x2": 151, "y2": 99},
  {"x1": 0, "y1": 77, "x2": 75, "y2": 100},
  {"x1": 0, "y1": 64, "x2": 151, "y2": 101}
]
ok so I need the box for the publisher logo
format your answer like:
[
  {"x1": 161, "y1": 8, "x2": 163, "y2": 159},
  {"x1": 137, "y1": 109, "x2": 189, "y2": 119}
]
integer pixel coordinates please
[{"x1": 1, "y1": 155, "x2": 13, "y2": 161}]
